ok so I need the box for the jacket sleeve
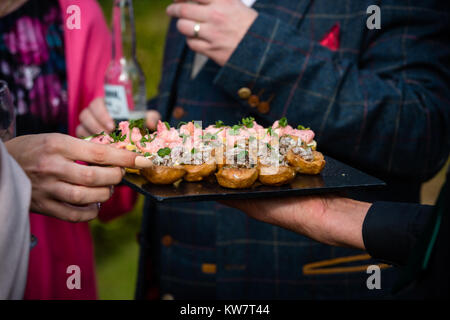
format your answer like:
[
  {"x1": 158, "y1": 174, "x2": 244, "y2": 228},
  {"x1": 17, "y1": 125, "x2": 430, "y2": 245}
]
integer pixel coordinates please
[
  {"x1": 362, "y1": 201, "x2": 434, "y2": 266},
  {"x1": 214, "y1": 8, "x2": 450, "y2": 181}
]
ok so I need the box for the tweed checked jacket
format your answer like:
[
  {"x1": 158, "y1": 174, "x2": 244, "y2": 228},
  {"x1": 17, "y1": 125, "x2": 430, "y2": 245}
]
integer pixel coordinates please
[{"x1": 137, "y1": 0, "x2": 450, "y2": 300}]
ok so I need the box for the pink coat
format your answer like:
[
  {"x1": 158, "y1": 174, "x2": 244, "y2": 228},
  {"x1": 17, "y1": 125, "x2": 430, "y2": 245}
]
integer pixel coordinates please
[{"x1": 24, "y1": 0, "x2": 137, "y2": 300}]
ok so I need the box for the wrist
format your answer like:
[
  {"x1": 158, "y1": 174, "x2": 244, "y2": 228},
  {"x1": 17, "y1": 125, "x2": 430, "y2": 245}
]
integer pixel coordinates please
[{"x1": 322, "y1": 197, "x2": 371, "y2": 250}]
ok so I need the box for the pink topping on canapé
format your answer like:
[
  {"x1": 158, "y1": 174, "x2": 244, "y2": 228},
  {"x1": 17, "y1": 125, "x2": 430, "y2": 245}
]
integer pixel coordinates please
[
  {"x1": 90, "y1": 134, "x2": 113, "y2": 145},
  {"x1": 130, "y1": 127, "x2": 142, "y2": 144},
  {"x1": 204, "y1": 125, "x2": 227, "y2": 141},
  {"x1": 179, "y1": 122, "x2": 195, "y2": 136},
  {"x1": 284, "y1": 127, "x2": 315, "y2": 143},
  {"x1": 118, "y1": 121, "x2": 130, "y2": 139},
  {"x1": 272, "y1": 120, "x2": 315, "y2": 143},
  {"x1": 156, "y1": 120, "x2": 182, "y2": 144},
  {"x1": 138, "y1": 136, "x2": 166, "y2": 154},
  {"x1": 156, "y1": 120, "x2": 168, "y2": 133}
]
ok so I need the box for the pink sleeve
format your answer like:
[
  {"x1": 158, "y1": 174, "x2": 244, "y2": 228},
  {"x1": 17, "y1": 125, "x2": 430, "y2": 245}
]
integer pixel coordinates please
[
  {"x1": 60, "y1": 0, "x2": 137, "y2": 219},
  {"x1": 59, "y1": 0, "x2": 112, "y2": 137}
]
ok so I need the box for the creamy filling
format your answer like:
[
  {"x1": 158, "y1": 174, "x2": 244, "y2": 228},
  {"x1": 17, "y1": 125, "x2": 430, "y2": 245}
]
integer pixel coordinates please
[{"x1": 292, "y1": 146, "x2": 314, "y2": 161}]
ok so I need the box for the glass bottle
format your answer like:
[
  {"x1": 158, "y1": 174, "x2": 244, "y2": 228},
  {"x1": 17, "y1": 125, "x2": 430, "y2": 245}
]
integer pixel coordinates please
[{"x1": 104, "y1": 0, "x2": 146, "y2": 122}]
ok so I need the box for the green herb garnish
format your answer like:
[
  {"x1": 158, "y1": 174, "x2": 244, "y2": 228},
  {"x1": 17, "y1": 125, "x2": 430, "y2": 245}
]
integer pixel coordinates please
[
  {"x1": 129, "y1": 119, "x2": 145, "y2": 130},
  {"x1": 177, "y1": 121, "x2": 187, "y2": 129},
  {"x1": 278, "y1": 117, "x2": 288, "y2": 128},
  {"x1": 144, "y1": 152, "x2": 151, "y2": 157},
  {"x1": 267, "y1": 127, "x2": 277, "y2": 137},
  {"x1": 242, "y1": 117, "x2": 255, "y2": 128},
  {"x1": 109, "y1": 131, "x2": 127, "y2": 142},
  {"x1": 179, "y1": 133, "x2": 189, "y2": 144},
  {"x1": 157, "y1": 147, "x2": 171, "y2": 157},
  {"x1": 163, "y1": 121, "x2": 171, "y2": 130},
  {"x1": 202, "y1": 132, "x2": 217, "y2": 140},
  {"x1": 193, "y1": 121, "x2": 202, "y2": 129},
  {"x1": 229, "y1": 124, "x2": 242, "y2": 136},
  {"x1": 297, "y1": 124, "x2": 311, "y2": 130},
  {"x1": 237, "y1": 150, "x2": 249, "y2": 160},
  {"x1": 191, "y1": 148, "x2": 198, "y2": 154},
  {"x1": 215, "y1": 120, "x2": 225, "y2": 128}
]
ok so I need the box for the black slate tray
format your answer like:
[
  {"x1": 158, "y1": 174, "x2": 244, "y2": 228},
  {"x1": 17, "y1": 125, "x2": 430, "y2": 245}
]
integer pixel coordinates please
[{"x1": 122, "y1": 156, "x2": 385, "y2": 203}]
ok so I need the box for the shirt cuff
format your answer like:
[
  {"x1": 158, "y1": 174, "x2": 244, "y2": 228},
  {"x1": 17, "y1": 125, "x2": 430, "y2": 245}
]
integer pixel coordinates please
[{"x1": 362, "y1": 201, "x2": 434, "y2": 266}]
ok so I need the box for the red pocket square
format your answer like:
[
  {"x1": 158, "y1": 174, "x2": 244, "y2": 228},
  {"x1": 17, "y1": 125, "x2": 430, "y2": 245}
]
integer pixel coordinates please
[{"x1": 319, "y1": 23, "x2": 340, "y2": 51}]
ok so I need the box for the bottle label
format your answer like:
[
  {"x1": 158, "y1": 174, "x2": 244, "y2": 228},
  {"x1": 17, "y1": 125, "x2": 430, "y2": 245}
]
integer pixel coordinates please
[{"x1": 105, "y1": 84, "x2": 130, "y2": 119}]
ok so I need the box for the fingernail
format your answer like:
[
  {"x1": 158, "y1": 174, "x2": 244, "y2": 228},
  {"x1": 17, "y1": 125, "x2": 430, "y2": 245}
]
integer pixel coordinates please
[
  {"x1": 108, "y1": 122, "x2": 115, "y2": 131},
  {"x1": 135, "y1": 156, "x2": 154, "y2": 169},
  {"x1": 121, "y1": 168, "x2": 126, "y2": 176},
  {"x1": 166, "y1": 4, "x2": 174, "y2": 14}
]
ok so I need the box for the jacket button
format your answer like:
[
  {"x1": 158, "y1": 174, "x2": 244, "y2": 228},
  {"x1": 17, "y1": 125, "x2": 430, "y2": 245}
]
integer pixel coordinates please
[
  {"x1": 248, "y1": 95, "x2": 260, "y2": 108},
  {"x1": 161, "y1": 235, "x2": 173, "y2": 247},
  {"x1": 258, "y1": 101, "x2": 270, "y2": 114},
  {"x1": 238, "y1": 87, "x2": 252, "y2": 99},
  {"x1": 162, "y1": 293, "x2": 175, "y2": 300},
  {"x1": 172, "y1": 106, "x2": 185, "y2": 119}
]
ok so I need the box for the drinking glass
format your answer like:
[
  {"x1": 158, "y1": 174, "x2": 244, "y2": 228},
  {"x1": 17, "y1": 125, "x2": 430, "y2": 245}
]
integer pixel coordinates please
[{"x1": 0, "y1": 80, "x2": 15, "y2": 142}]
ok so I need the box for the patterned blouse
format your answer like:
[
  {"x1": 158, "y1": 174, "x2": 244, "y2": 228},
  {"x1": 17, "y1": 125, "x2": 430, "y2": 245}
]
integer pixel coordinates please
[{"x1": 0, "y1": 0, "x2": 68, "y2": 136}]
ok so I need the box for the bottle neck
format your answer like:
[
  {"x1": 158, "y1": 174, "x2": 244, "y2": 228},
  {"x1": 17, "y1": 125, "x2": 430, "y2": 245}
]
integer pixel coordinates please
[{"x1": 112, "y1": 0, "x2": 136, "y2": 62}]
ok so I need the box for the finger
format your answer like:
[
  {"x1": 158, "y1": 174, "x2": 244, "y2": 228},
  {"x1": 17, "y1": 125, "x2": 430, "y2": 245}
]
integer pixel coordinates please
[
  {"x1": 89, "y1": 98, "x2": 115, "y2": 132},
  {"x1": 79, "y1": 108, "x2": 105, "y2": 136},
  {"x1": 186, "y1": 37, "x2": 211, "y2": 54},
  {"x1": 146, "y1": 110, "x2": 161, "y2": 131},
  {"x1": 59, "y1": 135, "x2": 137, "y2": 168},
  {"x1": 58, "y1": 160, "x2": 125, "y2": 187},
  {"x1": 135, "y1": 156, "x2": 154, "y2": 169},
  {"x1": 177, "y1": 19, "x2": 212, "y2": 41},
  {"x1": 32, "y1": 198, "x2": 99, "y2": 223},
  {"x1": 166, "y1": 3, "x2": 210, "y2": 22},
  {"x1": 47, "y1": 181, "x2": 112, "y2": 206},
  {"x1": 76, "y1": 124, "x2": 91, "y2": 139}
]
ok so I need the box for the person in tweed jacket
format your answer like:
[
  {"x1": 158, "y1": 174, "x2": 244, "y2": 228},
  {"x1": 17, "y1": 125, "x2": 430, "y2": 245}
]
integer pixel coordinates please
[{"x1": 136, "y1": 0, "x2": 450, "y2": 299}]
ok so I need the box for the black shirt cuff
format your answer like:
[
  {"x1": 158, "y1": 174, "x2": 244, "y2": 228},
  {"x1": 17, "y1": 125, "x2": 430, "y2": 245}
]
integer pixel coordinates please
[{"x1": 362, "y1": 201, "x2": 434, "y2": 266}]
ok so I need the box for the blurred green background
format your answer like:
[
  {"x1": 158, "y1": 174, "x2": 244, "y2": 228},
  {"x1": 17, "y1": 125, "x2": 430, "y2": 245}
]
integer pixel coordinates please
[{"x1": 91, "y1": 0, "x2": 171, "y2": 300}]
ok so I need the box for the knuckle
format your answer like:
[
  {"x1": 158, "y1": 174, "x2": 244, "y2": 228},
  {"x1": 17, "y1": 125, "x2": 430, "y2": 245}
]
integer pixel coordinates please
[
  {"x1": 179, "y1": 4, "x2": 188, "y2": 18},
  {"x1": 35, "y1": 156, "x2": 54, "y2": 176},
  {"x1": 210, "y1": 9, "x2": 225, "y2": 24},
  {"x1": 42, "y1": 134, "x2": 60, "y2": 154},
  {"x1": 81, "y1": 167, "x2": 96, "y2": 186},
  {"x1": 69, "y1": 187, "x2": 85, "y2": 205},
  {"x1": 91, "y1": 147, "x2": 107, "y2": 164}
]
